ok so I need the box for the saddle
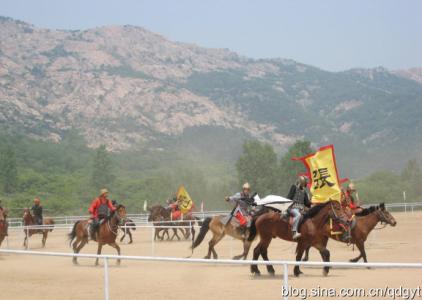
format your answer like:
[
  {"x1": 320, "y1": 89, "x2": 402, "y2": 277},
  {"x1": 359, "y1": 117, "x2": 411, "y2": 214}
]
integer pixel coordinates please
[{"x1": 329, "y1": 216, "x2": 357, "y2": 241}]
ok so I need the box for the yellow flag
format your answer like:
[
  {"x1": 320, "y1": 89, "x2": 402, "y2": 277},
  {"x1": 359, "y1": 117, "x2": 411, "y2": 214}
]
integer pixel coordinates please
[
  {"x1": 176, "y1": 185, "x2": 193, "y2": 213},
  {"x1": 294, "y1": 145, "x2": 342, "y2": 203}
]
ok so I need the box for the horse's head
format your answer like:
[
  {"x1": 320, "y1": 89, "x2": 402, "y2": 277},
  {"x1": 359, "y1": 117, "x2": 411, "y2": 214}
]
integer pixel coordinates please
[
  {"x1": 22, "y1": 208, "x2": 32, "y2": 221},
  {"x1": 114, "y1": 204, "x2": 127, "y2": 224},
  {"x1": 375, "y1": 203, "x2": 397, "y2": 226}
]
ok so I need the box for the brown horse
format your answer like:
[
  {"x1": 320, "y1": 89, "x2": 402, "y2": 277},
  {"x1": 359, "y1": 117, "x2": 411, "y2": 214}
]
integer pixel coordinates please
[
  {"x1": 191, "y1": 210, "x2": 266, "y2": 260},
  {"x1": 22, "y1": 208, "x2": 55, "y2": 249},
  {"x1": 0, "y1": 208, "x2": 7, "y2": 248},
  {"x1": 302, "y1": 203, "x2": 397, "y2": 263},
  {"x1": 250, "y1": 200, "x2": 349, "y2": 277},
  {"x1": 148, "y1": 204, "x2": 197, "y2": 241},
  {"x1": 68, "y1": 204, "x2": 127, "y2": 265},
  {"x1": 120, "y1": 218, "x2": 136, "y2": 244}
]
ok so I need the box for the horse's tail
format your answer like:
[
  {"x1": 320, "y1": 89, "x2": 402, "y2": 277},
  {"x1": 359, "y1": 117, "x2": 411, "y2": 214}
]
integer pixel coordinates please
[
  {"x1": 68, "y1": 221, "x2": 80, "y2": 247},
  {"x1": 191, "y1": 217, "x2": 211, "y2": 250},
  {"x1": 248, "y1": 218, "x2": 257, "y2": 241}
]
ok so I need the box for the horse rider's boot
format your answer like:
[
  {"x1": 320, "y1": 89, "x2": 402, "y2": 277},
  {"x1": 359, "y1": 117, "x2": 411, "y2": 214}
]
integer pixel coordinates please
[
  {"x1": 89, "y1": 222, "x2": 97, "y2": 240},
  {"x1": 292, "y1": 231, "x2": 301, "y2": 240}
]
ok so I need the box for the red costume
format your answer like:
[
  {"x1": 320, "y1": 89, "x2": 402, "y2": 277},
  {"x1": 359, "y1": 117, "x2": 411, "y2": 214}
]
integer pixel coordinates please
[{"x1": 89, "y1": 196, "x2": 115, "y2": 219}]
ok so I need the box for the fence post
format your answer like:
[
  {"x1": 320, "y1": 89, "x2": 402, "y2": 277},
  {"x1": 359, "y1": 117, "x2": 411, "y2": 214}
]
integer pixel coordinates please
[
  {"x1": 151, "y1": 226, "x2": 155, "y2": 256},
  {"x1": 104, "y1": 257, "x2": 109, "y2": 300},
  {"x1": 283, "y1": 263, "x2": 289, "y2": 300}
]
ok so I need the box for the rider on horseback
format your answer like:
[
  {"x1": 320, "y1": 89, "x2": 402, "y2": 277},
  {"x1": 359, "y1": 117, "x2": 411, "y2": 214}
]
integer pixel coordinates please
[
  {"x1": 341, "y1": 183, "x2": 363, "y2": 215},
  {"x1": 286, "y1": 176, "x2": 311, "y2": 240},
  {"x1": 225, "y1": 182, "x2": 255, "y2": 235},
  {"x1": 88, "y1": 188, "x2": 116, "y2": 240},
  {"x1": 31, "y1": 198, "x2": 43, "y2": 225},
  {"x1": 167, "y1": 195, "x2": 182, "y2": 220}
]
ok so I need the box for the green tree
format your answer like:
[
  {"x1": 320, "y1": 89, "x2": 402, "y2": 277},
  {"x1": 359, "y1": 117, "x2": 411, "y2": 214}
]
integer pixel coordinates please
[
  {"x1": 236, "y1": 140, "x2": 278, "y2": 195},
  {"x1": 0, "y1": 145, "x2": 18, "y2": 193},
  {"x1": 277, "y1": 140, "x2": 314, "y2": 195},
  {"x1": 400, "y1": 159, "x2": 422, "y2": 200},
  {"x1": 91, "y1": 145, "x2": 115, "y2": 190}
]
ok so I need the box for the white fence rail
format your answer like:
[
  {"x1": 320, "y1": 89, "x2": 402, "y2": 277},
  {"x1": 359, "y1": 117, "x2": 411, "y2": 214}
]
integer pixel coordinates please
[{"x1": 1, "y1": 249, "x2": 422, "y2": 300}]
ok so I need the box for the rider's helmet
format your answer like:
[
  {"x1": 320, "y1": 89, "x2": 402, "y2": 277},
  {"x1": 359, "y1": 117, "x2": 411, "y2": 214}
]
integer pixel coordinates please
[
  {"x1": 242, "y1": 182, "x2": 251, "y2": 194},
  {"x1": 297, "y1": 176, "x2": 307, "y2": 188},
  {"x1": 100, "y1": 188, "x2": 109, "y2": 197},
  {"x1": 34, "y1": 197, "x2": 41, "y2": 205},
  {"x1": 347, "y1": 183, "x2": 356, "y2": 193}
]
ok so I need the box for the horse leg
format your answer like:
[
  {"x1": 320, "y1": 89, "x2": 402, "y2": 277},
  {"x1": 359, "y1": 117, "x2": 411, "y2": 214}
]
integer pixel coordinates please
[
  {"x1": 171, "y1": 228, "x2": 180, "y2": 241},
  {"x1": 120, "y1": 230, "x2": 126, "y2": 242},
  {"x1": 72, "y1": 237, "x2": 87, "y2": 265},
  {"x1": 110, "y1": 242, "x2": 121, "y2": 265},
  {"x1": 314, "y1": 237, "x2": 330, "y2": 276},
  {"x1": 233, "y1": 239, "x2": 251, "y2": 260},
  {"x1": 128, "y1": 230, "x2": 133, "y2": 244},
  {"x1": 261, "y1": 246, "x2": 275, "y2": 276},
  {"x1": 302, "y1": 246, "x2": 310, "y2": 261},
  {"x1": 23, "y1": 234, "x2": 28, "y2": 249},
  {"x1": 42, "y1": 231, "x2": 47, "y2": 247},
  {"x1": 355, "y1": 240, "x2": 368, "y2": 264},
  {"x1": 294, "y1": 243, "x2": 306, "y2": 277},
  {"x1": 349, "y1": 243, "x2": 362, "y2": 263},
  {"x1": 250, "y1": 242, "x2": 263, "y2": 275},
  {"x1": 210, "y1": 232, "x2": 225, "y2": 259},
  {"x1": 95, "y1": 243, "x2": 103, "y2": 266}
]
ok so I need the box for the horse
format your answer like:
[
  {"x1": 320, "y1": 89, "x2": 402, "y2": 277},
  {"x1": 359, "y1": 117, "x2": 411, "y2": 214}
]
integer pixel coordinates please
[
  {"x1": 148, "y1": 205, "x2": 180, "y2": 240},
  {"x1": 68, "y1": 204, "x2": 127, "y2": 265},
  {"x1": 120, "y1": 218, "x2": 136, "y2": 244},
  {"x1": 250, "y1": 200, "x2": 350, "y2": 277},
  {"x1": 302, "y1": 203, "x2": 397, "y2": 263},
  {"x1": 190, "y1": 207, "x2": 269, "y2": 260},
  {"x1": 22, "y1": 208, "x2": 55, "y2": 249},
  {"x1": 148, "y1": 204, "x2": 197, "y2": 241},
  {"x1": 0, "y1": 208, "x2": 7, "y2": 248}
]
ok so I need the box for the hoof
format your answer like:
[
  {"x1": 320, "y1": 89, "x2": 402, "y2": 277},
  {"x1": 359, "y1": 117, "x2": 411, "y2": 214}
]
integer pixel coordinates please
[
  {"x1": 294, "y1": 268, "x2": 303, "y2": 277},
  {"x1": 250, "y1": 269, "x2": 261, "y2": 276},
  {"x1": 232, "y1": 255, "x2": 242, "y2": 260},
  {"x1": 203, "y1": 256, "x2": 210, "y2": 259},
  {"x1": 268, "y1": 271, "x2": 275, "y2": 277},
  {"x1": 323, "y1": 268, "x2": 329, "y2": 276},
  {"x1": 117, "y1": 260, "x2": 121, "y2": 266}
]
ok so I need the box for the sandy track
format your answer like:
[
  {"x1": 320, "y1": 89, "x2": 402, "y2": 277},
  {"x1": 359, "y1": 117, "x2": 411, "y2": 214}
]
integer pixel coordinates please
[{"x1": 1, "y1": 211, "x2": 421, "y2": 300}]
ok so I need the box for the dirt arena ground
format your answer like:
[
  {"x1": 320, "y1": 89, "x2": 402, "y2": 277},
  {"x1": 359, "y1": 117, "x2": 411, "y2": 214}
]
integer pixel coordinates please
[{"x1": 1, "y1": 211, "x2": 421, "y2": 300}]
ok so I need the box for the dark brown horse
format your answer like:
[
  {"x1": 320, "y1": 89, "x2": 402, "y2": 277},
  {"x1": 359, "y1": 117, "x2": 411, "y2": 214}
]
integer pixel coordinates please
[
  {"x1": 148, "y1": 204, "x2": 197, "y2": 241},
  {"x1": 120, "y1": 218, "x2": 136, "y2": 244},
  {"x1": 302, "y1": 203, "x2": 397, "y2": 263},
  {"x1": 68, "y1": 204, "x2": 127, "y2": 265},
  {"x1": 250, "y1": 200, "x2": 349, "y2": 277},
  {"x1": 0, "y1": 208, "x2": 7, "y2": 248},
  {"x1": 22, "y1": 208, "x2": 55, "y2": 249}
]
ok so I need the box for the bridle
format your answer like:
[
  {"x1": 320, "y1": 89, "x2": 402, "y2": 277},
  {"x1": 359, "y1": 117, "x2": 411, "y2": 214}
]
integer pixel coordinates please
[{"x1": 107, "y1": 207, "x2": 126, "y2": 236}]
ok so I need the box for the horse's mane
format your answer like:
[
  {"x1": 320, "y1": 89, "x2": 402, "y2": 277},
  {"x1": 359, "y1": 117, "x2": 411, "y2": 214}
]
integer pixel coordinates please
[
  {"x1": 355, "y1": 206, "x2": 376, "y2": 217},
  {"x1": 302, "y1": 201, "x2": 331, "y2": 221}
]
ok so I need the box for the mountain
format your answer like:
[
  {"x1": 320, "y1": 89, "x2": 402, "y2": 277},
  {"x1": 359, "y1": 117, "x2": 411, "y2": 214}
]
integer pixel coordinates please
[{"x1": 1, "y1": 16, "x2": 422, "y2": 177}]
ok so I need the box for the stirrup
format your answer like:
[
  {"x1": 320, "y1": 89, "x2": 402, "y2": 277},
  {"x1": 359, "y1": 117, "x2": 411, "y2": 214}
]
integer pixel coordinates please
[{"x1": 292, "y1": 232, "x2": 301, "y2": 240}]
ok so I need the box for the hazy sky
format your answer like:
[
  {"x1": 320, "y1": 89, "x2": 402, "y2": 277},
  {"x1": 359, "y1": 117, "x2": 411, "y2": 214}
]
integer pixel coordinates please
[{"x1": 1, "y1": 0, "x2": 421, "y2": 71}]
